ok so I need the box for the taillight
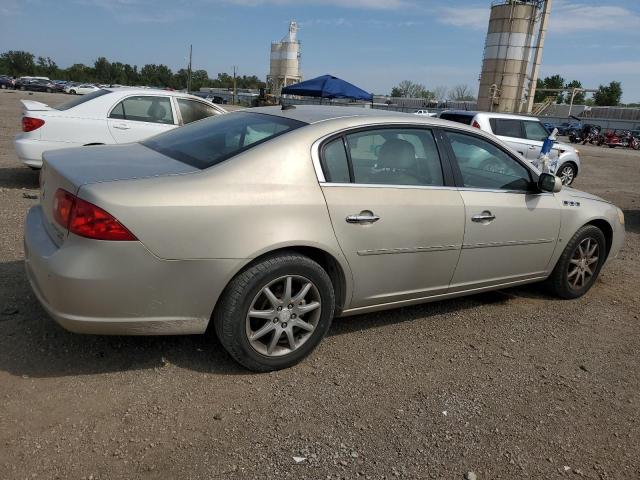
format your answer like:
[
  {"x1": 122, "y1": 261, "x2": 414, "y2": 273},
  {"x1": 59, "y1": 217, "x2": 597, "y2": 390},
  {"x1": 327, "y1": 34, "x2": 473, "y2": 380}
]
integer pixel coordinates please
[
  {"x1": 53, "y1": 189, "x2": 75, "y2": 229},
  {"x1": 472, "y1": 120, "x2": 481, "y2": 129},
  {"x1": 53, "y1": 188, "x2": 137, "y2": 241},
  {"x1": 22, "y1": 116, "x2": 45, "y2": 132}
]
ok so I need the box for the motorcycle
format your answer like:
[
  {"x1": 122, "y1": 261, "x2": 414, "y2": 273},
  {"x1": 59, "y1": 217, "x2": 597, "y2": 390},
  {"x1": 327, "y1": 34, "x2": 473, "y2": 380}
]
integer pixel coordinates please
[
  {"x1": 603, "y1": 130, "x2": 640, "y2": 150},
  {"x1": 581, "y1": 125, "x2": 601, "y2": 145}
]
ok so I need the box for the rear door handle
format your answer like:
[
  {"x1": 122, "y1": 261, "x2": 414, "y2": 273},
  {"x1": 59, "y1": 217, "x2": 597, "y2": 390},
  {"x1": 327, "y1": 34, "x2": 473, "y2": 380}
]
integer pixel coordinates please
[
  {"x1": 346, "y1": 211, "x2": 380, "y2": 224},
  {"x1": 113, "y1": 123, "x2": 131, "y2": 130},
  {"x1": 471, "y1": 211, "x2": 496, "y2": 223}
]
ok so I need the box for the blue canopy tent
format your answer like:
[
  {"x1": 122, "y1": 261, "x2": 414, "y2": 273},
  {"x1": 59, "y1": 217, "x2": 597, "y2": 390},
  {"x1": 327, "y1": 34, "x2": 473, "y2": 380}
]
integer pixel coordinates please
[{"x1": 281, "y1": 74, "x2": 373, "y2": 102}]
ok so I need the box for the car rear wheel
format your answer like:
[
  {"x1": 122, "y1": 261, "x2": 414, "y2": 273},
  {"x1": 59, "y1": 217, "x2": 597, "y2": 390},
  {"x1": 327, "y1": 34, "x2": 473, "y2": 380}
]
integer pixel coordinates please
[
  {"x1": 546, "y1": 225, "x2": 606, "y2": 299},
  {"x1": 558, "y1": 163, "x2": 576, "y2": 185},
  {"x1": 214, "y1": 253, "x2": 335, "y2": 372},
  {"x1": 70, "y1": 90, "x2": 76, "y2": 95}
]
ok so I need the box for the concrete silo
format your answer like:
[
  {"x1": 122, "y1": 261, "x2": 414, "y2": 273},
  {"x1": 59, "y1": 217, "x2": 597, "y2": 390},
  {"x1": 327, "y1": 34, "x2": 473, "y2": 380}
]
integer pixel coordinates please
[
  {"x1": 477, "y1": 0, "x2": 551, "y2": 113},
  {"x1": 267, "y1": 21, "x2": 302, "y2": 95}
]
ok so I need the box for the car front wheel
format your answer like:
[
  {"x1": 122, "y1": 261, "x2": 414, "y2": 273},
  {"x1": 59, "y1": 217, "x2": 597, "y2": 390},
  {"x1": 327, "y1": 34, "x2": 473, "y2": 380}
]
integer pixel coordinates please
[
  {"x1": 546, "y1": 225, "x2": 606, "y2": 299},
  {"x1": 214, "y1": 253, "x2": 335, "y2": 372},
  {"x1": 557, "y1": 163, "x2": 577, "y2": 185}
]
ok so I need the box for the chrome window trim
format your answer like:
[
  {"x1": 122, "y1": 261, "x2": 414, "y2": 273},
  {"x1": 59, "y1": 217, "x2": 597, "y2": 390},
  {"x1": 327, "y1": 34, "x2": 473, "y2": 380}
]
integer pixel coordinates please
[{"x1": 318, "y1": 182, "x2": 552, "y2": 196}]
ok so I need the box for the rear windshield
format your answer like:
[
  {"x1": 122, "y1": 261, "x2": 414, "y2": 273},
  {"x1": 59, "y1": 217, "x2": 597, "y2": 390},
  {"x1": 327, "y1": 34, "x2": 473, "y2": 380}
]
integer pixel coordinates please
[
  {"x1": 55, "y1": 89, "x2": 111, "y2": 111},
  {"x1": 439, "y1": 112, "x2": 475, "y2": 125},
  {"x1": 142, "y1": 112, "x2": 307, "y2": 169}
]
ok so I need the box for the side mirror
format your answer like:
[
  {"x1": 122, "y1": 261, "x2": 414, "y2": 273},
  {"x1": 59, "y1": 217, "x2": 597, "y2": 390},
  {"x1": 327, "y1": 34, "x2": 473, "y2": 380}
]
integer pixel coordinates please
[{"x1": 538, "y1": 172, "x2": 562, "y2": 193}]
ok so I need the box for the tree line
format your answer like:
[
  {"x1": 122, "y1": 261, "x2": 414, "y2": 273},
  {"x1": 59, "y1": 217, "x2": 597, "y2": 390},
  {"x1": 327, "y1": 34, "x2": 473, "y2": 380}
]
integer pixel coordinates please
[
  {"x1": 390, "y1": 81, "x2": 475, "y2": 102},
  {"x1": 391, "y1": 76, "x2": 626, "y2": 107},
  {"x1": 533, "y1": 75, "x2": 623, "y2": 106},
  {"x1": 0, "y1": 50, "x2": 265, "y2": 91}
]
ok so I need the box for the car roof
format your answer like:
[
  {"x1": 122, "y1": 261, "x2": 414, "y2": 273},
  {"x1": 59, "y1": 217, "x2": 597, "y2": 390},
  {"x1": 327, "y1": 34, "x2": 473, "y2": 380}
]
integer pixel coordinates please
[
  {"x1": 249, "y1": 105, "x2": 434, "y2": 124},
  {"x1": 442, "y1": 110, "x2": 542, "y2": 122}
]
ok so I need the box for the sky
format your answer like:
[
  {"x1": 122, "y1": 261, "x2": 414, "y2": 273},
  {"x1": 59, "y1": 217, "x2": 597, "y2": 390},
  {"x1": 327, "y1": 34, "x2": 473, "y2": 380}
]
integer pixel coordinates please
[{"x1": 1, "y1": 0, "x2": 640, "y2": 102}]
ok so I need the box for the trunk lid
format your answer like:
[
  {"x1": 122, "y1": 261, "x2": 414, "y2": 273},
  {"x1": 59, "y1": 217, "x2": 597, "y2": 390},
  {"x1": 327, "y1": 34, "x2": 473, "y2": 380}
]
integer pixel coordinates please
[
  {"x1": 20, "y1": 99, "x2": 55, "y2": 112},
  {"x1": 40, "y1": 143, "x2": 197, "y2": 246}
]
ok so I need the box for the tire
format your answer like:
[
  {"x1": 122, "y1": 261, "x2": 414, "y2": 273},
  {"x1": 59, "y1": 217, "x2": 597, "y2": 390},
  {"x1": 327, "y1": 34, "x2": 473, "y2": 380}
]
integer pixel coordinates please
[
  {"x1": 557, "y1": 163, "x2": 577, "y2": 186},
  {"x1": 46, "y1": 88, "x2": 52, "y2": 93},
  {"x1": 70, "y1": 90, "x2": 76, "y2": 95},
  {"x1": 213, "y1": 252, "x2": 335, "y2": 372},
  {"x1": 1, "y1": 84, "x2": 6, "y2": 90},
  {"x1": 20, "y1": 86, "x2": 25, "y2": 91},
  {"x1": 546, "y1": 225, "x2": 606, "y2": 299}
]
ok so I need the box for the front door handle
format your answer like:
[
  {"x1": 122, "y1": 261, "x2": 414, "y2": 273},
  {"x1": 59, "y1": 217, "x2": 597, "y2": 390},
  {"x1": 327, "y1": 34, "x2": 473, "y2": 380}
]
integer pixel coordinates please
[
  {"x1": 346, "y1": 211, "x2": 380, "y2": 224},
  {"x1": 471, "y1": 211, "x2": 496, "y2": 223}
]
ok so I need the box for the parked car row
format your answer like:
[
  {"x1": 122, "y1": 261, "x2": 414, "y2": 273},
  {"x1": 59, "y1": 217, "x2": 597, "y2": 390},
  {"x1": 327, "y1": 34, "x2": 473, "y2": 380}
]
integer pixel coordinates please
[
  {"x1": 0, "y1": 75, "x2": 117, "y2": 95},
  {"x1": 438, "y1": 110, "x2": 581, "y2": 185}
]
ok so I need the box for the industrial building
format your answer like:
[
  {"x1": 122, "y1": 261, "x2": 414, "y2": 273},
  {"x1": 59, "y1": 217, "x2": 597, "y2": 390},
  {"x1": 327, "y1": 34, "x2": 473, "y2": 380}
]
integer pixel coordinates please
[
  {"x1": 477, "y1": 0, "x2": 552, "y2": 113},
  {"x1": 267, "y1": 21, "x2": 302, "y2": 95}
]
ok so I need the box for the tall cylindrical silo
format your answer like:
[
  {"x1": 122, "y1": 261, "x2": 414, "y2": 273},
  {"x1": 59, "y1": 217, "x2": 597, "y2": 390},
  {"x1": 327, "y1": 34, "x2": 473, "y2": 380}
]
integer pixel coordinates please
[
  {"x1": 477, "y1": 1, "x2": 541, "y2": 113},
  {"x1": 267, "y1": 21, "x2": 302, "y2": 95}
]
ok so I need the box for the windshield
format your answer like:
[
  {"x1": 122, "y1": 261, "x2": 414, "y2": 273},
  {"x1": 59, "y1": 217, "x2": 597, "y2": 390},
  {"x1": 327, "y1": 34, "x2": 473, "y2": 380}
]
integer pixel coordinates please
[
  {"x1": 142, "y1": 112, "x2": 307, "y2": 169},
  {"x1": 55, "y1": 89, "x2": 111, "y2": 111}
]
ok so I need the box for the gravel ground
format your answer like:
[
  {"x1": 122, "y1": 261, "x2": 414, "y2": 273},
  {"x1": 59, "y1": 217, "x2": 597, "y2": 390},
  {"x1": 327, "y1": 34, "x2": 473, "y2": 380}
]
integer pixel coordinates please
[{"x1": 0, "y1": 90, "x2": 639, "y2": 480}]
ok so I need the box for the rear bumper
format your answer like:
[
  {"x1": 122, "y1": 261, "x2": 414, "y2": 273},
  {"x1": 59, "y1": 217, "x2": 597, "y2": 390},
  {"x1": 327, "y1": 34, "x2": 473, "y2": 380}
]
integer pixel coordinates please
[
  {"x1": 14, "y1": 136, "x2": 81, "y2": 168},
  {"x1": 24, "y1": 205, "x2": 241, "y2": 335}
]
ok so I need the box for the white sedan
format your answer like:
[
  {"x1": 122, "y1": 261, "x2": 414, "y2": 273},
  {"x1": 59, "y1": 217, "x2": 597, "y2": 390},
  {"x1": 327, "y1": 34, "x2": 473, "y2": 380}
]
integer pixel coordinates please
[
  {"x1": 15, "y1": 88, "x2": 227, "y2": 168},
  {"x1": 64, "y1": 83, "x2": 100, "y2": 95}
]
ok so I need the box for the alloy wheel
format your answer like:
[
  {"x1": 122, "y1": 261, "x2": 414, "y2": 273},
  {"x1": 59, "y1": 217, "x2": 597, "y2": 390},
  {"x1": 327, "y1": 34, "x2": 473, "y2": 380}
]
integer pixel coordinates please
[
  {"x1": 245, "y1": 275, "x2": 321, "y2": 357},
  {"x1": 567, "y1": 237, "x2": 599, "y2": 289},
  {"x1": 559, "y1": 165, "x2": 575, "y2": 185}
]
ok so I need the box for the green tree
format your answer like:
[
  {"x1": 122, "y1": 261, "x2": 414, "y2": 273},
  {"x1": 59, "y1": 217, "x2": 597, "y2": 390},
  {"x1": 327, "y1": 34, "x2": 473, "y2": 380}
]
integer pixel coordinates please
[
  {"x1": 390, "y1": 87, "x2": 402, "y2": 97},
  {"x1": 64, "y1": 63, "x2": 94, "y2": 82},
  {"x1": 564, "y1": 80, "x2": 585, "y2": 104},
  {"x1": 139, "y1": 64, "x2": 173, "y2": 87},
  {"x1": 36, "y1": 56, "x2": 58, "y2": 78},
  {"x1": 391, "y1": 80, "x2": 430, "y2": 98},
  {"x1": 593, "y1": 81, "x2": 623, "y2": 106},
  {"x1": 535, "y1": 75, "x2": 565, "y2": 103},
  {"x1": 94, "y1": 57, "x2": 112, "y2": 83},
  {"x1": 1, "y1": 50, "x2": 36, "y2": 76}
]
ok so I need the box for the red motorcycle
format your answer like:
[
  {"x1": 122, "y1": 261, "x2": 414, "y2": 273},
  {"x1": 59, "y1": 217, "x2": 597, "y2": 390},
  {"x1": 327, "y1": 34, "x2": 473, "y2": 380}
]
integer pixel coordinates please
[{"x1": 603, "y1": 130, "x2": 639, "y2": 150}]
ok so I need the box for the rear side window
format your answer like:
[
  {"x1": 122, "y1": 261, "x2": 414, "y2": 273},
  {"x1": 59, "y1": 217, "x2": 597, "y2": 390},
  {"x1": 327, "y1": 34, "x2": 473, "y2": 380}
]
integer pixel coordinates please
[
  {"x1": 142, "y1": 112, "x2": 306, "y2": 169},
  {"x1": 177, "y1": 98, "x2": 220, "y2": 124},
  {"x1": 523, "y1": 121, "x2": 549, "y2": 141},
  {"x1": 109, "y1": 96, "x2": 174, "y2": 124},
  {"x1": 55, "y1": 89, "x2": 111, "y2": 111},
  {"x1": 439, "y1": 112, "x2": 475, "y2": 125},
  {"x1": 322, "y1": 139, "x2": 350, "y2": 183},
  {"x1": 320, "y1": 128, "x2": 444, "y2": 187},
  {"x1": 489, "y1": 119, "x2": 523, "y2": 138}
]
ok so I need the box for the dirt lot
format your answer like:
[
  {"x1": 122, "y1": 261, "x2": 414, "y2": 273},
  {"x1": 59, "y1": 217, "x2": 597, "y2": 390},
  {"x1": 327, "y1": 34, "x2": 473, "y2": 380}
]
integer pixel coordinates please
[{"x1": 0, "y1": 90, "x2": 638, "y2": 480}]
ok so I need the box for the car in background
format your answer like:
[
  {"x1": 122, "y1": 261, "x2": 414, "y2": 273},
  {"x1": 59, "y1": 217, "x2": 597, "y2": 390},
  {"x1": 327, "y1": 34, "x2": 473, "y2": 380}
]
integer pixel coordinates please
[
  {"x1": 439, "y1": 110, "x2": 581, "y2": 185},
  {"x1": 24, "y1": 106, "x2": 625, "y2": 371},
  {"x1": 15, "y1": 78, "x2": 63, "y2": 93},
  {"x1": 1, "y1": 75, "x2": 16, "y2": 89},
  {"x1": 15, "y1": 88, "x2": 227, "y2": 168},
  {"x1": 414, "y1": 109, "x2": 437, "y2": 117},
  {"x1": 65, "y1": 83, "x2": 100, "y2": 95}
]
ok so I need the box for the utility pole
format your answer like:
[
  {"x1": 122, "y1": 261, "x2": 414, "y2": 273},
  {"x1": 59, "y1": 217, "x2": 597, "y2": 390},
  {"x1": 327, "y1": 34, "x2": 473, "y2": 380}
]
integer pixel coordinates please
[
  {"x1": 233, "y1": 65, "x2": 237, "y2": 105},
  {"x1": 187, "y1": 44, "x2": 192, "y2": 93}
]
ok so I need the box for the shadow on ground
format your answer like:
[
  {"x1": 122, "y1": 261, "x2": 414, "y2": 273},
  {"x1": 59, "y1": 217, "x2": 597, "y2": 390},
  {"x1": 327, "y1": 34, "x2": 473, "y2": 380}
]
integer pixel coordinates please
[
  {"x1": 1, "y1": 258, "x2": 549, "y2": 379},
  {"x1": 0, "y1": 167, "x2": 39, "y2": 189}
]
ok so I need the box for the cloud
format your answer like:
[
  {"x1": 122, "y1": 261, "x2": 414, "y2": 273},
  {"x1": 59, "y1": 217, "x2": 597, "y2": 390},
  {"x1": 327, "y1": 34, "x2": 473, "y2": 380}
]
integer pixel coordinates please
[
  {"x1": 436, "y1": 1, "x2": 640, "y2": 34},
  {"x1": 74, "y1": 0, "x2": 194, "y2": 22},
  {"x1": 223, "y1": 0, "x2": 413, "y2": 8},
  {"x1": 550, "y1": 3, "x2": 640, "y2": 33},
  {"x1": 437, "y1": 6, "x2": 488, "y2": 31}
]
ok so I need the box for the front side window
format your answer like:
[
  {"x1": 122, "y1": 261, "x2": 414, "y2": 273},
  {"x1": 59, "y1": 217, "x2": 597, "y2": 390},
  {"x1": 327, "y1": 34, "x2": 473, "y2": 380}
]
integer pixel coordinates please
[
  {"x1": 177, "y1": 99, "x2": 220, "y2": 124},
  {"x1": 445, "y1": 131, "x2": 532, "y2": 191},
  {"x1": 341, "y1": 128, "x2": 444, "y2": 186},
  {"x1": 109, "y1": 96, "x2": 174, "y2": 125},
  {"x1": 142, "y1": 112, "x2": 306, "y2": 169},
  {"x1": 523, "y1": 121, "x2": 550, "y2": 141},
  {"x1": 489, "y1": 118, "x2": 523, "y2": 138}
]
